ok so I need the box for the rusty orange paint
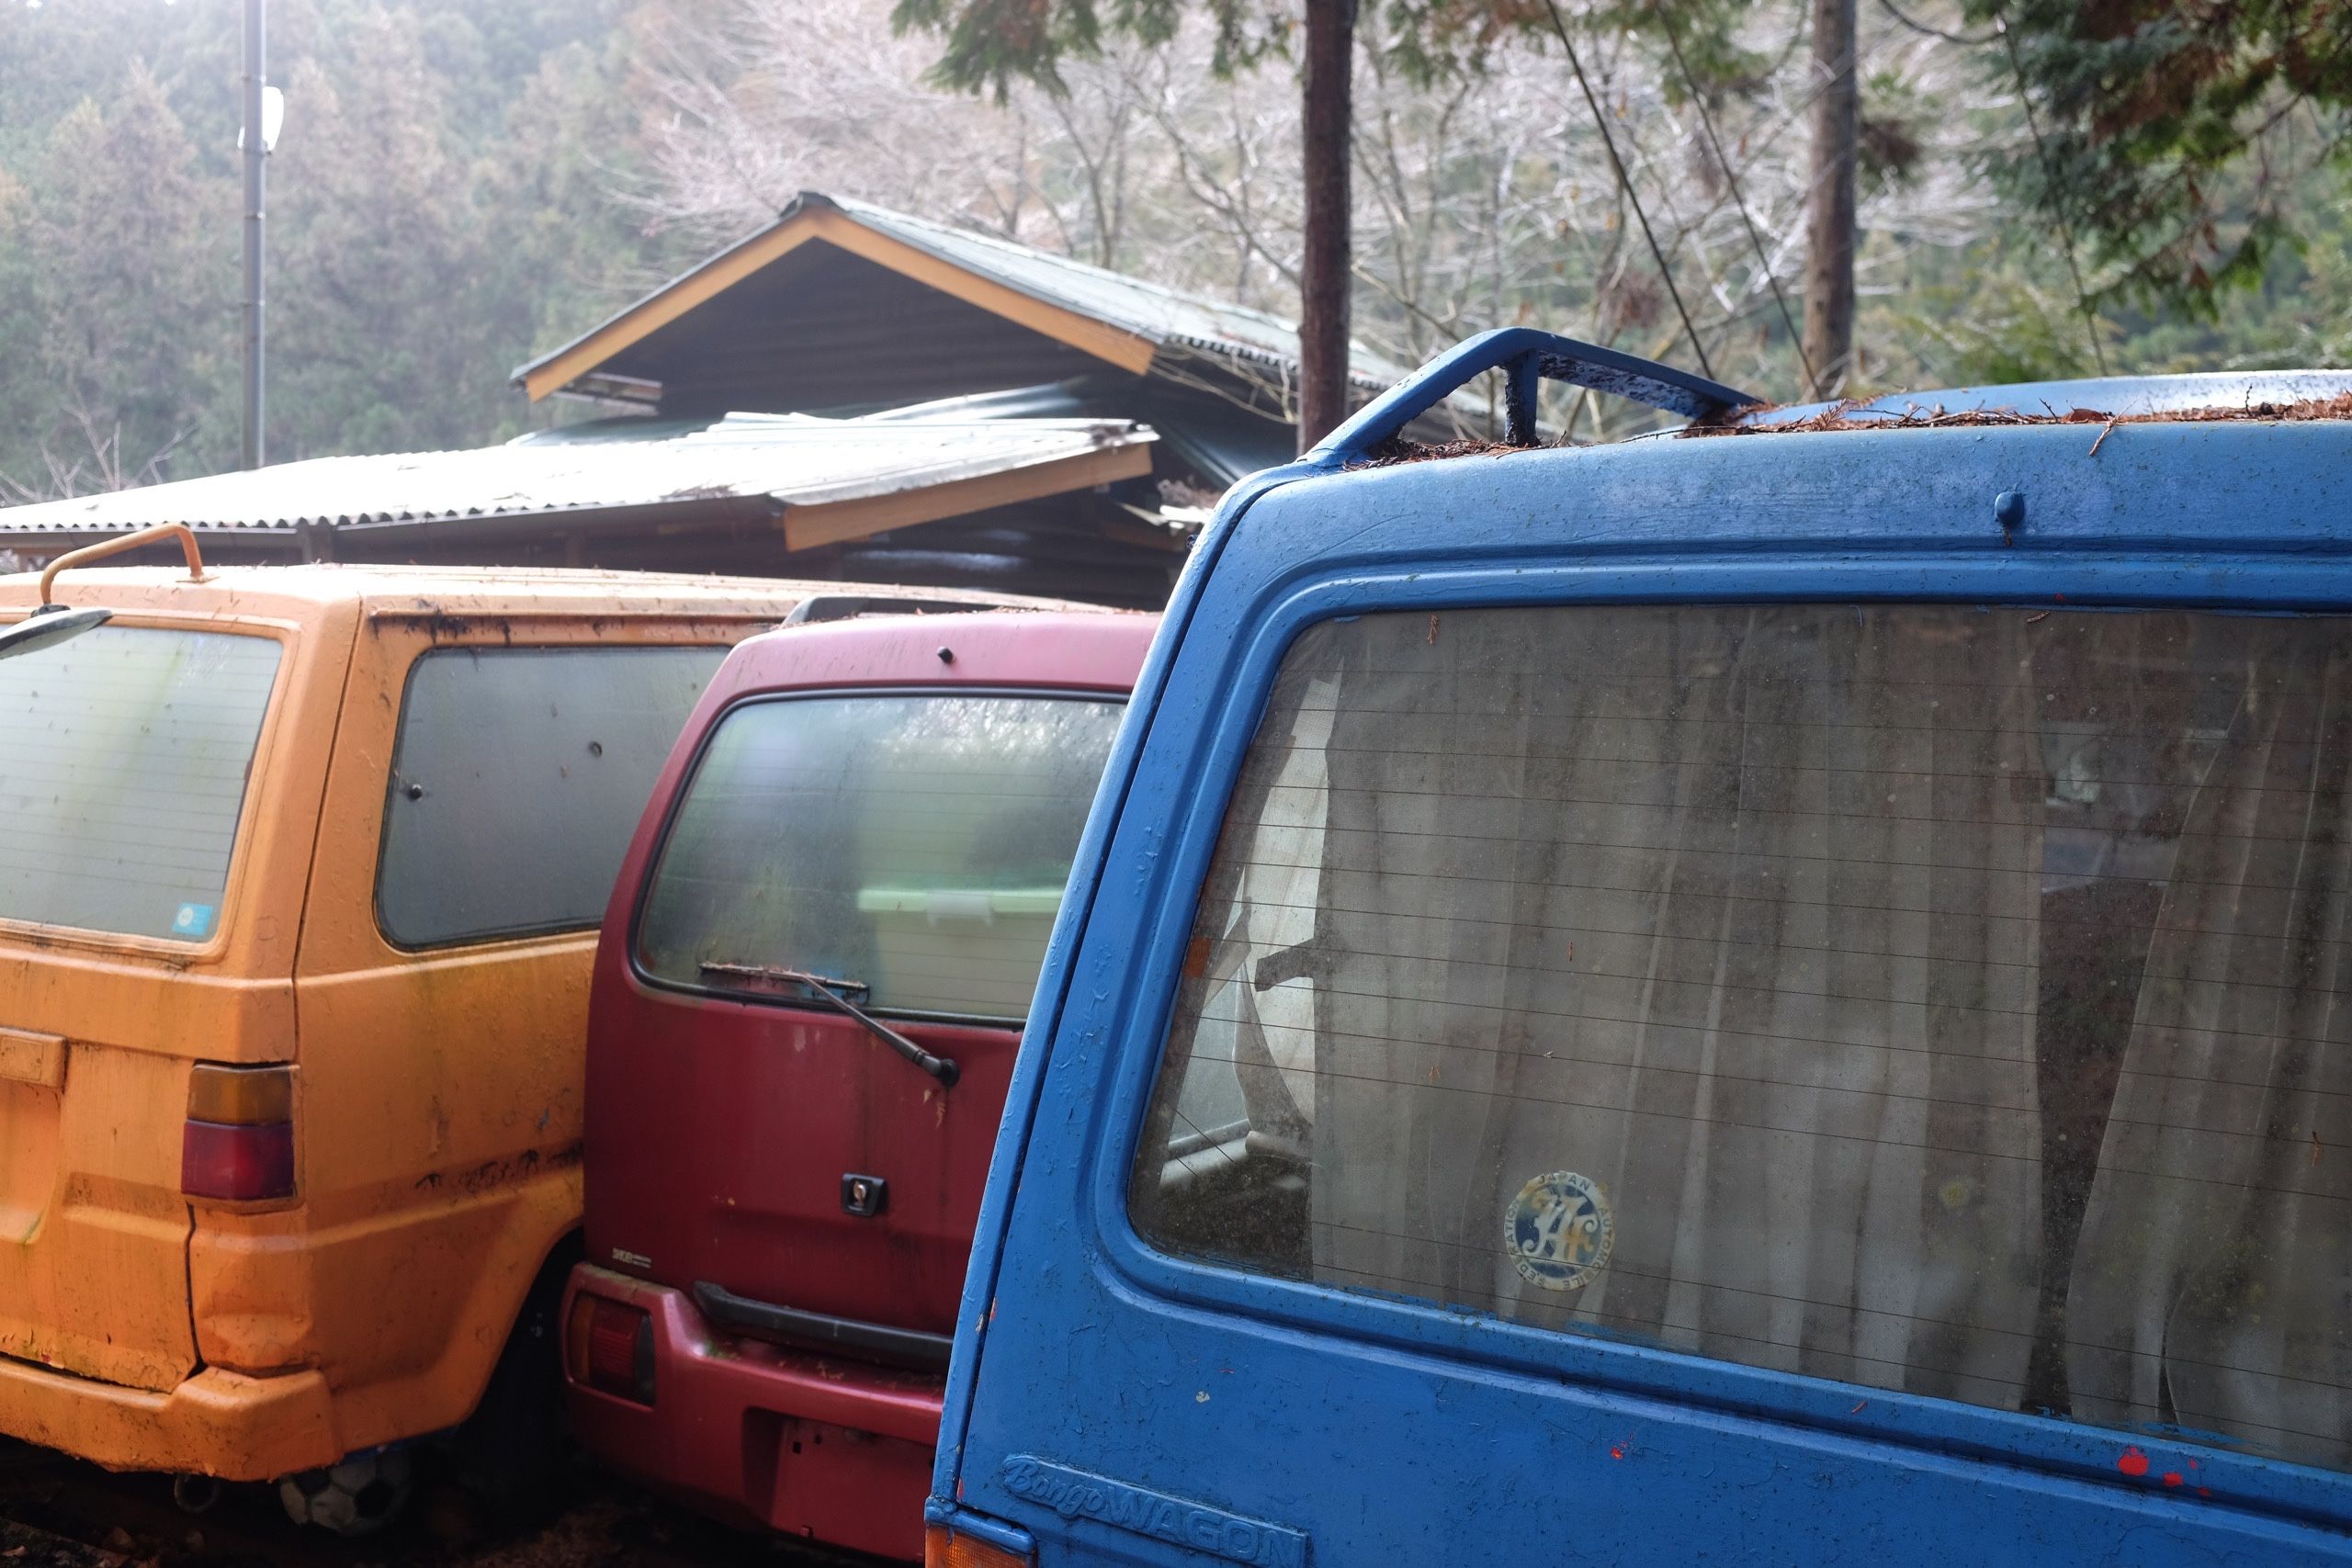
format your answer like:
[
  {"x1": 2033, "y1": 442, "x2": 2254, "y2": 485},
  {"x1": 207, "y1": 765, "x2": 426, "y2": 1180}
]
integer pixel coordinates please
[{"x1": 0, "y1": 564, "x2": 1012, "y2": 1481}]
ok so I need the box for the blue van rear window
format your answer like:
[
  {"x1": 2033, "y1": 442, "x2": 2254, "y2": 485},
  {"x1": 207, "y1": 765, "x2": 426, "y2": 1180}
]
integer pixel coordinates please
[{"x1": 1131, "y1": 603, "x2": 2352, "y2": 1475}]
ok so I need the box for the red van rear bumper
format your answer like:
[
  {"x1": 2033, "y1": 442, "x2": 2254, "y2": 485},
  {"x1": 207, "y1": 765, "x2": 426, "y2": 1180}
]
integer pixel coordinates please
[{"x1": 561, "y1": 1264, "x2": 942, "y2": 1561}]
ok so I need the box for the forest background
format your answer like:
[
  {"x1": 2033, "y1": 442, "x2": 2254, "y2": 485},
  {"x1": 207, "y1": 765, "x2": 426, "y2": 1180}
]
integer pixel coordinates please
[{"x1": 1, "y1": 0, "x2": 2346, "y2": 496}]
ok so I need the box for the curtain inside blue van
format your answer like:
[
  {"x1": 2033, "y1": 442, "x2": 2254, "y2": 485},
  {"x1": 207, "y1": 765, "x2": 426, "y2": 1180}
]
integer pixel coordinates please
[{"x1": 1135, "y1": 603, "x2": 2351, "y2": 1474}]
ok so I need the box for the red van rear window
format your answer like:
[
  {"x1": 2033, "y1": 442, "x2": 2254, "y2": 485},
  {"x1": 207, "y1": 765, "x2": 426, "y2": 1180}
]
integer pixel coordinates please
[{"x1": 637, "y1": 692, "x2": 1125, "y2": 1021}]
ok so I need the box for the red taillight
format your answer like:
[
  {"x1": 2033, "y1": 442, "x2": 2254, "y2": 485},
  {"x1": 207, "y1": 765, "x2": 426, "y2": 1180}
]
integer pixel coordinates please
[
  {"x1": 566, "y1": 1292, "x2": 655, "y2": 1405},
  {"x1": 181, "y1": 1120, "x2": 295, "y2": 1201},
  {"x1": 181, "y1": 1063, "x2": 295, "y2": 1201}
]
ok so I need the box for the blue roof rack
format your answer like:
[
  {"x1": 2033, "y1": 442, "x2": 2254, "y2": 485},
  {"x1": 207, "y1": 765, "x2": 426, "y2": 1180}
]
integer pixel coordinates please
[{"x1": 1307, "y1": 327, "x2": 1760, "y2": 468}]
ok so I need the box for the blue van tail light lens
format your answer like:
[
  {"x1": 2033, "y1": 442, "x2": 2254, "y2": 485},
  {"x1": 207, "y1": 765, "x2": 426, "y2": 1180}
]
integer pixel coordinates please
[
  {"x1": 567, "y1": 1292, "x2": 655, "y2": 1405},
  {"x1": 181, "y1": 1063, "x2": 296, "y2": 1201},
  {"x1": 925, "y1": 1525, "x2": 1034, "y2": 1568},
  {"x1": 180, "y1": 1119, "x2": 295, "y2": 1201}
]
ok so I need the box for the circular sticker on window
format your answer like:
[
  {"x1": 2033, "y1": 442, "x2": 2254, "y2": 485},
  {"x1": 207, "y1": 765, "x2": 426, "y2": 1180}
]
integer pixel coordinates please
[{"x1": 1507, "y1": 1169, "x2": 1613, "y2": 1292}]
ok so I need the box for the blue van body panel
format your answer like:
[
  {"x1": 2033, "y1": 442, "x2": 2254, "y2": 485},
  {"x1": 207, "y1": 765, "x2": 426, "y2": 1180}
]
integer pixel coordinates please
[
  {"x1": 932, "y1": 458, "x2": 1317, "y2": 1491},
  {"x1": 932, "y1": 361, "x2": 2352, "y2": 1563}
]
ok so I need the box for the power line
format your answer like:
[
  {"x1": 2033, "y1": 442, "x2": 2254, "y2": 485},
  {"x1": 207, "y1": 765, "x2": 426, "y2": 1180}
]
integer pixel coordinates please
[
  {"x1": 1659, "y1": 17, "x2": 1817, "y2": 392},
  {"x1": 1876, "y1": 0, "x2": 1996, "y2": 47},
  {"x1": 1539, "y1": 0, "x2": 1718, "y2": 382},
  {"x1": 1993, "y1": 7, "x2": 2109, "y2": 376}
]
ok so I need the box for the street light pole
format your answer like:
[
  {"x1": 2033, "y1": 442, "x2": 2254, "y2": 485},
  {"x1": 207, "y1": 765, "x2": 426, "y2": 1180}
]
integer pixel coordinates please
[{"x1": 241, "y1": 0, "x2": 266, "y2": 470}]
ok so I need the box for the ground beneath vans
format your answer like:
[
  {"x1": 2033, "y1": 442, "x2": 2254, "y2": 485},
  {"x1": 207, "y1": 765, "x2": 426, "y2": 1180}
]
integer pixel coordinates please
[{"x1": 0, "y1": 1441, "x2": 889, "y2": 1568}]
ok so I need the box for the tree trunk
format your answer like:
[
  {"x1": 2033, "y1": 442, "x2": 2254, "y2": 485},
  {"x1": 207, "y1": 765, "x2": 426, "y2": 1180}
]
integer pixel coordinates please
[
  {"x1": 1297, "y1": 0, "x2": 1355, "y2": 452},
  {"x1": 1803, "y1": 0, "x2": 1857, "y2": 400}
]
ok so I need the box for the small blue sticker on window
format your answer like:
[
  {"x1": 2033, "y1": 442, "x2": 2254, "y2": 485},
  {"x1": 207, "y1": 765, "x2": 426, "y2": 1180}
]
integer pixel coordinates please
[
  {"x1": 170, "y1": 903, "x2": 216, "y2": 940},
  {"x1": 1508, "y1": 1169, "x2": 1614, "y2": 1292}
]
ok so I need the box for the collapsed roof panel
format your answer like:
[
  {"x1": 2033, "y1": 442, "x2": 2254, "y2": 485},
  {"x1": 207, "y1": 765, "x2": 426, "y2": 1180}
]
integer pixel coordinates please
[{"x1": 0, "y1": 412, "x2": 1154, "y2": 553}]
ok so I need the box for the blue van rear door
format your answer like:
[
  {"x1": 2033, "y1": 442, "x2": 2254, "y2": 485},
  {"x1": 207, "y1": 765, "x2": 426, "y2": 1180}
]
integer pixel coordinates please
[{"x1": 949, "y1": 425, "x2": 2352, "y2": 1566}]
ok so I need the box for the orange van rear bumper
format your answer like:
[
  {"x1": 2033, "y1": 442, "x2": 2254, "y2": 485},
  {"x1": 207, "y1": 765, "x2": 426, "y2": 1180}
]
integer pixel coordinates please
[{"x1": 0, "y1": 1355, "x2": 338, "y2": 1480}]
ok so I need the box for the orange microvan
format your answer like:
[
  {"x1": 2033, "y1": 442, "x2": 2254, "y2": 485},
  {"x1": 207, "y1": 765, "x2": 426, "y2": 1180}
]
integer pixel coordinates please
[{"x1": 0, "y1": 543, "x2": 1012, "y2": 1525}]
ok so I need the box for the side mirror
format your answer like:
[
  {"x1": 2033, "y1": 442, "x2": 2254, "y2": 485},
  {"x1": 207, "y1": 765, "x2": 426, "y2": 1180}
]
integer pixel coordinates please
[{"x1": 0, "y1": 604, "x2": 110, "y2": 662}]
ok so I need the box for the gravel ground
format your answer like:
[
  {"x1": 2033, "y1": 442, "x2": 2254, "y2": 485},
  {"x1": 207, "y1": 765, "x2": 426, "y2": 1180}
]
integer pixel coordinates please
[{"x1": 0, "y1": 1443, "x2": 895, "y2": 1568}]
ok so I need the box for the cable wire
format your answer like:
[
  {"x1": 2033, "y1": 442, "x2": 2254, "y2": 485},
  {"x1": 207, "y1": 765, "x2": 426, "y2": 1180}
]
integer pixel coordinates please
[
  {"x1": 1539, "y1": 0, "x2": 1719, "y2": 381},
  {"x1": 1876, "y1": 0, "x2": 1996, "y2": 47},
  {"x1": 1993, "y1": 7, "x2": 2109, "y2": 376},
  {"x1": 1660, "y1": 16, "x2": 1818, "y2": 391}
]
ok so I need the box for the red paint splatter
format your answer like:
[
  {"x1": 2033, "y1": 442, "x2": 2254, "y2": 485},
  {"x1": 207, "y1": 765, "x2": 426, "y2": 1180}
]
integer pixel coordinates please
[
  {"x1": 2118, "y1": 1447, "x2": 2150, "y2": 1477},
  {"x1": 1608, "y1": 1445, "x2": 1625, "y2": 1460},
  {"x1": 2055, "y1": 593, "x2": 2068, "y2": 603},
  {"x1": 2197, "y1": 1488, "x2": 2211, "y2": 1499},
  {"x1": 2188, "y1": 1460, "x2": 2199, "y2": 1470},
  {"x1": 2162, "y1": 1472, "x2": 2184, "y2": 1488}
]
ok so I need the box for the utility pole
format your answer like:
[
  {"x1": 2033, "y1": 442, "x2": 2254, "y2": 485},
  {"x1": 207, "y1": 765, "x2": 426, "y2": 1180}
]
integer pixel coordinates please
[
  {"x1": 1803, "y1": 0, "x2": 1857, "y2": 400},
  {"x1": 1295, "y1": 0, "x2": 1354, "y2": 452},
  {"x1": 241, "y1": 0, "x2": 266, "y2": 470}
]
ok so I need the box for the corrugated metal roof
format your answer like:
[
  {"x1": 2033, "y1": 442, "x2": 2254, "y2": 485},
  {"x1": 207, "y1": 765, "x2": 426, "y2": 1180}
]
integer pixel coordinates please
[
  {"x1": 0, "y1": 412, "x2": 1154, "y2": 537},
  {"x1": 820, "y1": 196, "x2": 1415, "y2": 389},
  {"x1": 511, "y1": 191, "x2": 1414, "y2": 400}
]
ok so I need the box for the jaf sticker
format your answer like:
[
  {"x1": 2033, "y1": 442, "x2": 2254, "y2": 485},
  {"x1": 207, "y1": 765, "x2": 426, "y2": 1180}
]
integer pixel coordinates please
[
  {"x1": 1507, "y1": 1169, "x2": 1613, "y2": 1292},
  {"x1": 170, "y1": 903, "x2": 217, "y2": 940}
]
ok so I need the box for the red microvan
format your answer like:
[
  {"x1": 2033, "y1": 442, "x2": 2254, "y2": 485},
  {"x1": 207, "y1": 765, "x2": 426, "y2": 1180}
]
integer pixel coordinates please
[{"x1": 561, "y1": 608, "x2": 1156, "y2": 1559}]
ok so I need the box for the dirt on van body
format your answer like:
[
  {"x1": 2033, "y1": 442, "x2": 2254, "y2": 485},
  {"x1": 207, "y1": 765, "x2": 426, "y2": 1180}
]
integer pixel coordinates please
[
  {"x1": 1679, "y1": 389, "x2": 2352, "y2": 439},
  {"x1": 1353, "y1": 389, "x2": 2352, "y2": 467}
]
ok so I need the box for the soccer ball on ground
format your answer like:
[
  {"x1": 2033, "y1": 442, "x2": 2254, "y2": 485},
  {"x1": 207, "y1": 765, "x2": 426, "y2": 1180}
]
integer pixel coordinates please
[{"x1": 277, "y1": 1446, "x2": 414, "y2": 1534}]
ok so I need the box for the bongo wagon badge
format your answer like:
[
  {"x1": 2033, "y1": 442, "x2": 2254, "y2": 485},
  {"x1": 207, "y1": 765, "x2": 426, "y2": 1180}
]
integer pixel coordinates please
[{"x1": 1508, "y1": 1169, "x2": 1613, "y2": 1291}]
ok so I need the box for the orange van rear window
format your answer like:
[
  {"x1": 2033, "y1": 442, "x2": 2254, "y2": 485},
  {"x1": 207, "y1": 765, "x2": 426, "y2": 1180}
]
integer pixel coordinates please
[{"x1": 0, "y1": 626, "x2": 280, "y2": 942}]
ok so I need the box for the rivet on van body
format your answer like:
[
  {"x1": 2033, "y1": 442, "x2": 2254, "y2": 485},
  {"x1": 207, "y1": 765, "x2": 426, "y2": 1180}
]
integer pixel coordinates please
[
  {"x1": 937, "y1": 646, "x2": 955, "y2": 664},
  {"x1": 1995, "y1": 490, "x2": 2026, "y2": 546}
]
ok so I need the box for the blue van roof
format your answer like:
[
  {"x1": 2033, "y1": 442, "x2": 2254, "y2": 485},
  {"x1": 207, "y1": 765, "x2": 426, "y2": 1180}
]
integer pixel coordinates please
[
  {"x1": 1201, "y1": 331, "x2": 2352, "y2": 565},
  {"x1": 1755, "y1": 368, "x2": 2352, "y2": 426}
]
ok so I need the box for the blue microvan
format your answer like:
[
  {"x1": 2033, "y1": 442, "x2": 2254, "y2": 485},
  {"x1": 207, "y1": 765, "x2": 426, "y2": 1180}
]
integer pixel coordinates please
[{"x1": 924, "y1": 330, "x2": 2352, "y2": 1567}]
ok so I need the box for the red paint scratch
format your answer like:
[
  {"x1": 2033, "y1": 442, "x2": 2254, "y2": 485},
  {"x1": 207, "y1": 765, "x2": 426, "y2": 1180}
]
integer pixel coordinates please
[
  {"x1": 2118, "y1": 1448, "x2": 2150, "y2": 1478},
  {"x1": 1849, "y1": 1401, "x2": 1867, "y2": 1414}
]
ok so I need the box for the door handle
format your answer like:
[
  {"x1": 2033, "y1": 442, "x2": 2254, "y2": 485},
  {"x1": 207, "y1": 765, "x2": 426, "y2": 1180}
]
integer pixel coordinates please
[{"x1": 0, "y1": 1027, "x2": 65, "y2": 1090}]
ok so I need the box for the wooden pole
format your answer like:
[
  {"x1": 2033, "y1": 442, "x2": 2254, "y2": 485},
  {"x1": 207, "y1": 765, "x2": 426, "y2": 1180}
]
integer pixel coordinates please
[
  {"x1": 1803, "y1": 0, "x2": 1857, "y2": 399},
  {"x1": 1297, "y1": 0, "x2": 1355, "y2": 452}
]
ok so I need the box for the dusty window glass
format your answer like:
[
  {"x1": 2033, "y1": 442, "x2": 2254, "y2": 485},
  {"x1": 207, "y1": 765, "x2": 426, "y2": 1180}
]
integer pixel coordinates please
[
  {"x1": 377, "y1": 646, "x2": 724, "y2": 947},
  {"x1": 638, "y1": 694, "x2": 1125, "y2": 1021},
  {"x1": 1131, "y1": 604, "x2": 2352, "y2": 1475},
  {"x1": 0, "y1": 626, "x2": 281, "y2": 942}
]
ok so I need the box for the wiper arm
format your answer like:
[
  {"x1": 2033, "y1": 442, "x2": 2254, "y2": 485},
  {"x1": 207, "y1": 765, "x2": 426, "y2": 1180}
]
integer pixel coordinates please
[{"x1": 699, "y1": 962, "x2": 959, "y2": 1089}]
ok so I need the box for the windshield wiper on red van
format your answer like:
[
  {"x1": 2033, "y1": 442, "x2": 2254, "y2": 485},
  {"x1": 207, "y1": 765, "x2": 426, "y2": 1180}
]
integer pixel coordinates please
[{"x1": 698, "y1": 961, "x2": 960, "y2": 1089}]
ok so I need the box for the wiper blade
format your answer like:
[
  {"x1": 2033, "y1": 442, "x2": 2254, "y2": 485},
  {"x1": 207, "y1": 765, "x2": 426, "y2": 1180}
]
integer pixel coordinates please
[
  {"x1": 699, "y1": 960, "x2": 871, "y2": 999},
  {"x1": 698, "y1": 961, "x2": 959, "y2": 1089}
]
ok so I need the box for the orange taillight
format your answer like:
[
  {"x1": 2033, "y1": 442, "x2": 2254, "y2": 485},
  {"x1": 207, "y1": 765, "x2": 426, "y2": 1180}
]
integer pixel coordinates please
[
  {"x1": 187, "y1": 1062, "x2": 293, "y2": 1123},
  {"x1": 925, "y1": 1525, "x2": 1035, "y2": 1568}
]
